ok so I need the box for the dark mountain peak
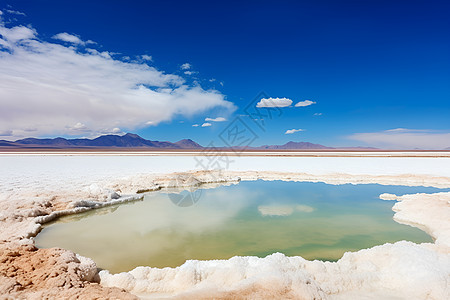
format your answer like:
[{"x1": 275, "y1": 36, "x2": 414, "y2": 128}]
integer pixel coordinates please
[
  {"x1": 90, "y1": 133, "x2": 152, "y2": 147},
  {"x1": 124, "y1": 133, "x2": 141, "y2": 139},
  {"x1": 175, "y1": 139, "x2": 203, "y2": 149}
]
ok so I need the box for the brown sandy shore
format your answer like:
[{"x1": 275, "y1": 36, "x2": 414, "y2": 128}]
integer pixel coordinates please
[{"x1": 1, "y1": 159, "x2": 450, "y2": 299}]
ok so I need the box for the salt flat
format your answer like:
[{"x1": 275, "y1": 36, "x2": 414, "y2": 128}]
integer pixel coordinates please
[{"x1": 0, "y1": 153, "x2": 449, "y2": 299}]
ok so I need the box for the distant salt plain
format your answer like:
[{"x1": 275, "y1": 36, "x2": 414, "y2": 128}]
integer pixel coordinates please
[{"x1": 1, "y1": 153, "x2": 450, "y2": 190}]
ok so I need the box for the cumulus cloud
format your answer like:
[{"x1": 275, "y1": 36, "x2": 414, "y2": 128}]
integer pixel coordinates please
[
  {"x1": 201, "y1": 122, "x2": 212, "y2": 127},
  {"x1": 68, "y1": 122, "x2": 89, "y2": 132},
  {"x1": 180, "y1": 63, "x2": 191, "y2": 70},
  {"x1": 0, "y1": 20, "x2": 235, "y2": 139},
  {"x1": 348, "y1": 128, "x2": 450, "y2": 150},
  {"x1": 256, "y1": 97, "x2": 292, "y2": 108},
  {"x1": 184, "y1": 71, "x2": 194, "y2": 75},
  {"x1": 205, "y1": 117, "x2": 226, "y2": 122},
  {"x1": 285, "y1": 129, "x2": 304, "y2": 134},
  {"x1": 295, "y1": 100, "x2": 316, "y2": 107},
  {"x1": 0, "y1": 25, "x2": 35, "y2": 43}
]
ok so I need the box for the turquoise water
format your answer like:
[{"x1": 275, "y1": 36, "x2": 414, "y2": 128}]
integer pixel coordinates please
[{"x1": 35, "y1": 181, "x2": 444, "y2": 273}]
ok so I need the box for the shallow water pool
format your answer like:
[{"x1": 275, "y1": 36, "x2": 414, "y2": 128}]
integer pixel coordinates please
[{"x1": 36, "y1": 180, "x2": 443, "y2": 273}]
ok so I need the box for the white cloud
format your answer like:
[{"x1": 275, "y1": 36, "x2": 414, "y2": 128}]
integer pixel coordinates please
[
  {"x1": 69, "y1": 122, "x2": 89, "y2": 132},
  {"x1": 180, "y1": 63, "x2": 191, "y2": 70},
  {"x1": 295, "y1": 100, "x2": 316, "y2": 107},
  {"x1": 141, "y1": 54, "x2": 152, "y2": 61},
  {"x1": 256, "y1": 97, "x2": 292, "y2": 108},
  {"x1": 184, "y1": 71, "x2": 194, "y2": 75},
  {"x1": 285, "y1": 128, "x2": 304, "y2": 134},
  {"x1": 0, "y1": 25, "x2": 35, "y2": 43},
  {"x1": 0, "y1": 21, "x2": 235, "y2": 139},
  {"x1": 192, "y1": 124, "x2": 199, "y2": 127},
  {"x1": 205, "y1": 117, "x2": 226, "y2": 122},
  {"x1": 314, "y1": 112, "x2": 322, "y2": 116},
  {"x1": 53, "y1": 32, "x2": 85, "y2": 45},
  {"x1": 201, "y1": 122, "x2": 212, "y2": 127},
  {"x1": 348, "y1": 128, "x2": 450, "y2": 150}
]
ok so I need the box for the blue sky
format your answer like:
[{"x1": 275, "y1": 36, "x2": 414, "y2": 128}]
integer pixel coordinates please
[{"x1": 0, "y1": 1, "x2": 449, "y2": 148}]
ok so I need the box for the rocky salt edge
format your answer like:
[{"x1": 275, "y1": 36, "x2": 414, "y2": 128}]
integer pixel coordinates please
[{"x1": 1, "y1": 170, "x2": 449, "y2": 299}]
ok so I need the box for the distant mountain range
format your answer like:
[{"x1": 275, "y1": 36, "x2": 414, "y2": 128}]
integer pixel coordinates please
[
  {"x1": 0, "y1": 133, "x2": 376, "y2": 150},
  {"x1": 0, "y1": 133, "x2": 203, "y2": 149}
]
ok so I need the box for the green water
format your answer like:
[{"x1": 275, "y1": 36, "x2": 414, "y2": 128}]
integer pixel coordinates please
[{"x1": 35, "y1": 181, "x2": 442, "y2": 273}]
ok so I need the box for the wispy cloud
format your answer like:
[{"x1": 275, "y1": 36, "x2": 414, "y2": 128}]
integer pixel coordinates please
[
  {"x1": 348, "y1": 128, "x2": 450, "y2": 149},
  {"x1": 285, "y1": 128, "x2": 304, "y2": 134},
  {"x1": 295, "y1": 100, "x2": 316, "y2": 107},
  {"x1": 256, "y1": 97, "x2": 292, "y2": 108},
  {"x1": 192, "y1": 124, "x2": 199, "y2": 127},
  {"x1": 201, "y1": 122, "x2": 212, "y2": 127},
  {"x1": 205, "y1": 117, "x2": 226, "y2": 122},
  {"x1": 314, "y1": 112, "x2": 322, "y2": 116},
  {"x1": 0, "y1": 20, "x2": 235, "y2": 139},
  {"x1": 0, "y1": 130, "x2": 13, "y2": 136},
  {"x1": 141, "y1": 54, "x2": 152, "y2": 61},
  {"x1": 53, "y1": 32, "x2": 86, "y2": 45},
  {"x1": 5, "y1": 9, "x2": 26, "y2": 16}
]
